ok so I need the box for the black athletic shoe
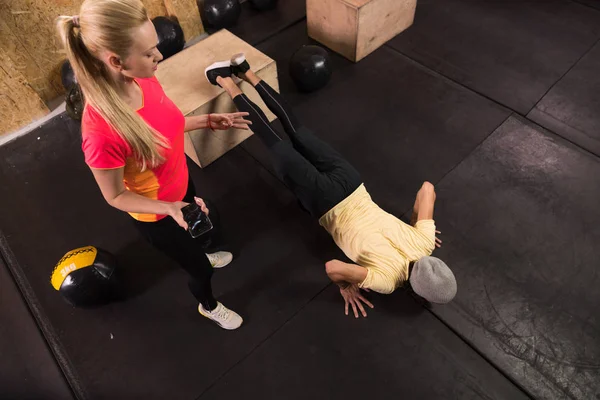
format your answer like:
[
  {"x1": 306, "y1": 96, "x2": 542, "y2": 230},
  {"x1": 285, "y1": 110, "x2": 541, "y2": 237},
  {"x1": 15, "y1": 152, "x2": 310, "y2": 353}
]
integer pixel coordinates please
[
  {"x1": 205, "y1": 60, "x2": 233, "y2": 86},
  {"x1": 230, "y1": 53, "x2": 251, "y2": 77}
]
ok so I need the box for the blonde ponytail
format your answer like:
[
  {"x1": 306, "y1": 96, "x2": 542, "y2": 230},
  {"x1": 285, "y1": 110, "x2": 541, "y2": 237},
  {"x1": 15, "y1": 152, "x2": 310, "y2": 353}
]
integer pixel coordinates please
[{"x1": 56, "y1": 0, "x2": 168, "y2": 171}]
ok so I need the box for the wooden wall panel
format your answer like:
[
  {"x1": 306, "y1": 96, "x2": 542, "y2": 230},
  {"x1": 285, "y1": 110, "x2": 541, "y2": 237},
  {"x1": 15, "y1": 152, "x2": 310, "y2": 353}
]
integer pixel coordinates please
[
  {"x1": 0, "y1": 2, "x2": 64, "y2": 103},
  {"x1": 142, "y1": 0, "x2": 168, "y2": 18},
  {"x1": 0, "y1": 1, "x2": 89, "y2": 103},
  {"x1": 0, "y1": 47, "x2": 49, "y2": 135},
  {"x1": 164, "y1": 0, "x2": 203, "y2": 40},
  {"x1": 0, "y1": 0, "x2": 203, "y2": 137},
  {"x1": 0, "y1": 0, "x2": 200, "y2": 102}
]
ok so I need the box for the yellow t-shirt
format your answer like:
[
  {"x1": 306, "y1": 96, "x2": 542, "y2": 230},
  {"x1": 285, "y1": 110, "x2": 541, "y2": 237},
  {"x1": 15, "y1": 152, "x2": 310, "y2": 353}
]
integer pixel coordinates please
[{"x1": 319, "y1": 184, "x2": 436, "y2": 294}]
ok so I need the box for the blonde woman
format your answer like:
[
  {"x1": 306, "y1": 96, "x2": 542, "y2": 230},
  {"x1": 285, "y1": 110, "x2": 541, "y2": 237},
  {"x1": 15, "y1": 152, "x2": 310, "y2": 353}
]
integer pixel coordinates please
[{"x1": 56, "y1": 0, "x2": 251, "y2": 330}]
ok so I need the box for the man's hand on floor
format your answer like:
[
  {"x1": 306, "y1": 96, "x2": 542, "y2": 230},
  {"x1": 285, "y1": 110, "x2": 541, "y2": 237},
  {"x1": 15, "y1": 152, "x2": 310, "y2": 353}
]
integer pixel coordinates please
[
  {"x1": 435, "y1": 230, "x2": 442, "y2": 248},
  {"x1": 340, "y1": 284, "x2": 374, "y2": 318}
]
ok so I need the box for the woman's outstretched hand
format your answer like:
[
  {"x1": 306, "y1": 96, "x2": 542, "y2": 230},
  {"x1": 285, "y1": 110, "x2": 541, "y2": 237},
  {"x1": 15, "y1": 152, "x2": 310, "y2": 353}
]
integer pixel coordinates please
[{"x1": 209, "y1": 112, "x2": 252, "y2": 130}]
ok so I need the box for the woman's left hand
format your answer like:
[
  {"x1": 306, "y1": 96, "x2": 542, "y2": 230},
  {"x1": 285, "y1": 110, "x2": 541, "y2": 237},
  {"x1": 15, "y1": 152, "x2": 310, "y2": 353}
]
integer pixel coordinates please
[
  {"x1": 194, "y1": 197, "x2": 209, "y2": 215},
  {"x1": 209, "y1": 112, "x2": 252, "y2": 130}
]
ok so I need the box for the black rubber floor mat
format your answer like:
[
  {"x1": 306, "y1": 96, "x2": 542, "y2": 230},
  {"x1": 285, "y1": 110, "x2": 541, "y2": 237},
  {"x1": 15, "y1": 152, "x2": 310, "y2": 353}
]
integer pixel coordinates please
[
  {"x1": 0, "y1": 255, "x2": 74, "y2": 399},
  {"x1": 528, "y1": 41, "x2": 600, "y2": 157},
  {"x1": 244, "y1": 22, "x2": 511, "y2": 218},
  {"x1": 229, "y1": 0, "x2": 306, "y2": 46},
  {"x1": 198, "y1": 285, "x2": 530, "y2": 400},
  {"x1": 388, "y1": 0, "x2": 600, "y2": 114},
  {"x1": 430, "y1": 116, "x2": 600, "y2": 399},
  {"x1": 0, "y1": 115, "x2": 340, "y2": 399}
]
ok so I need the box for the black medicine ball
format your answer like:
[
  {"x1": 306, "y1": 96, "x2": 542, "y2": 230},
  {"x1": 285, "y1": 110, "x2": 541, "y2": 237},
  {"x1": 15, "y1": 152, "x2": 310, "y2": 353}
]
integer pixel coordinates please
[
  {"x1": 289, "y1": 45, "x2": 333, "y2": 93},
  {"x1": 60, "y1": 60, "x2": 77, "y2": 91},
  {"x1": 152, "y1": 16, "x2": 185, "y2": 60},
  {"x1": 199, "y1": 0, "x2": 242, "y2": 32},
  {"x1": 51, "y1": 246, "x2": 121, "y2": 307},
  {"x1": 65, "y1": 84, "x2": 84, "y2": 121}
]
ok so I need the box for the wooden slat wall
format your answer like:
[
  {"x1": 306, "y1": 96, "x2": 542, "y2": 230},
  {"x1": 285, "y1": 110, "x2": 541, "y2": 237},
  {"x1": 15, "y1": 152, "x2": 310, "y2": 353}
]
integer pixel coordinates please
[
  {"x1": 142, "y1": 0, "x2": 169, "y2": 18},
  {"x1": 164, "y1": 0, "x2": 203, "y2": 39},
  {"x1": 0, "y1": 47, "x2": 50, "y2": 135},
  {"x1": 0, "y1": 3, "x2": 64, "y2": 104},
  {"x1": 0, "y1": 0, "x2": 204, "y2": 137}
]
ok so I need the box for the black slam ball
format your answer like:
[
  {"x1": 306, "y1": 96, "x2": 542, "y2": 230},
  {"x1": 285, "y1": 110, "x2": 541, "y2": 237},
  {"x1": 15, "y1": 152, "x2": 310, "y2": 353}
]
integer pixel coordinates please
[
  {"x1": 60, "y1": 60, "x2": 77, "y2": 91},
  {"x1": 289, "y1": 45, "x2": 332, "y2": 93},
  {"x1": 65, "y1": 84, "x2": 84, "y2": 121},
  {"x1": 152, "y1": 16, "x2": 185, "y2": 60},
  {"x1": 199, "y1": 0, "x2": 241, "y2": 32},
  {"x1": 51, "y1": 246, "x2": 121, "y2": 307},
  {"x1": 249, "y1": 0, "x2": 278, "y2": 11}
]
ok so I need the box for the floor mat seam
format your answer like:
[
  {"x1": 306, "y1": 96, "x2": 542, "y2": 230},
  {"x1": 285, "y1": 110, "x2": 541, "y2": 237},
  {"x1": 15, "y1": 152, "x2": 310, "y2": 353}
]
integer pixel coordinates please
[
  {"x1": 526, "y1": 36, "x2": 600, "y2": 115},
  {"x1": 0, "y1": 230, "x2": 87, "y2": 400},
  {"x1": 383, "y1": 43, "x2": 516, "y2": 115},
  {"x1": 194, "y1": 282, "x2": 333, "y2": 400},
  {"x1": 420, "y1": 302, "x2": 535, "y2": 400},
  {"x1": 385, "y1": 42, "x2": 600, "y2": 161},
  {"x1": 250, "y1": 16, "x2": 306, "y2": 47}
]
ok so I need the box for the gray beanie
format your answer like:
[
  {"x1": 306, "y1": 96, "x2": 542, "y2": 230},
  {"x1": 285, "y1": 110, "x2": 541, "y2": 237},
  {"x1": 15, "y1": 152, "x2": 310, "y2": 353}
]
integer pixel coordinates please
[{"x1": 409, "y1": 256, "x2": 457, "y2": 304}]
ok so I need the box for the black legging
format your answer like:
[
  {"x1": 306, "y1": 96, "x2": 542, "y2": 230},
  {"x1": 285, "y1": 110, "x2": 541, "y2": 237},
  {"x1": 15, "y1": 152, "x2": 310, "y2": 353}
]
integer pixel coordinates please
[
  {"x1": 133, "y1": 176, "x2": 218, "y2": 311},
  {"x1": 233, "y1": 81, "x2": 362, "y2": 218}
]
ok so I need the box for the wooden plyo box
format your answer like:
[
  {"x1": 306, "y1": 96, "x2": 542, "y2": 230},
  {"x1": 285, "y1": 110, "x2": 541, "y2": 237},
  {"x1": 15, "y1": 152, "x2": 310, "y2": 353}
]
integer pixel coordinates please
[
  {"x1": 307, "y1": 0, "x2": 417, "y2": 62},
  {"x1": 156, "y1": 29, "x2": 279, "y2": 167}
]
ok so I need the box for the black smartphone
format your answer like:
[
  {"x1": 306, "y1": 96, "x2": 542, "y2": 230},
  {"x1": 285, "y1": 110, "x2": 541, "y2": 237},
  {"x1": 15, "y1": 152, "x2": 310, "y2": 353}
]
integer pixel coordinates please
[{"x1": 181, "y1": 203, "x2": 213, "y2": 239}]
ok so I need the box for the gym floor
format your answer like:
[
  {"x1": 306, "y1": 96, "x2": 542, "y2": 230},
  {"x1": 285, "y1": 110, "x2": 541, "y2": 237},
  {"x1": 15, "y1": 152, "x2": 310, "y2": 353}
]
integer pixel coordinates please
[{"x1": 2, "y1": 1, "x2": 600, "y2": 399}]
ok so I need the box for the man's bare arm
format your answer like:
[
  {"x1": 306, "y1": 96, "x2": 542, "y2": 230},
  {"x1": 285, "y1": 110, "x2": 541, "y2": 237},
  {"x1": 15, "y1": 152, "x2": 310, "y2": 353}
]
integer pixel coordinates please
[
  {"x1": 325, "y1": 259, "x2": 367, "y2": 287},
  {"x1": 325, "y1": 260, "x2": 373, "y2": 318}
]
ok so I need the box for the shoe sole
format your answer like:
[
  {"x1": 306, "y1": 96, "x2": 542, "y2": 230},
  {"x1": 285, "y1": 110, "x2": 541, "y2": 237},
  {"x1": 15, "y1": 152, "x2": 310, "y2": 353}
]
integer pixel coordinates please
[
  {"x1": 204, "y1": 60, "x2": 232, "y2": 84},
  {"x1": 212, "y1": 256, "x2": 233, "y2": 269},
  {"x1": 198, "y1": 305, "x2": 243, "y2": 330},
  {"x1": 230, "y1": 53, "x2": 246, "y2": 66},
  {"x1": 207, "y1": 252, "x2": 233, "y2": 269}
]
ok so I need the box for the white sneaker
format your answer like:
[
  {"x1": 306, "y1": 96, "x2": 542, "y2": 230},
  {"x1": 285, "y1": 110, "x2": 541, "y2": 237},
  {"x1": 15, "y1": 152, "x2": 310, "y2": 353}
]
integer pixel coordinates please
[
  {"x1": 230, "y1": 52, "x2": 250, "y2": 76},
  {"x1": 198, "y1": 302, "x2": 243, "y2": 330},
  {"x1": 206, "y1": 251, "x2": 233, "y2": 269},
  {"x1": 204, "y1": 60, "x2": 232, "y2": 86}
]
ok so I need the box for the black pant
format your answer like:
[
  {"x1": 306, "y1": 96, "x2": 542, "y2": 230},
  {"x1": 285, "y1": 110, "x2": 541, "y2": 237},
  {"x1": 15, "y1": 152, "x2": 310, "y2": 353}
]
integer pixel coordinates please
[
  {"x1": 233, "y1": 81, "x2": 362, "y2": 218},
  {"x1": 132, "y1": 177, "x2": 218, "y2": 311}
]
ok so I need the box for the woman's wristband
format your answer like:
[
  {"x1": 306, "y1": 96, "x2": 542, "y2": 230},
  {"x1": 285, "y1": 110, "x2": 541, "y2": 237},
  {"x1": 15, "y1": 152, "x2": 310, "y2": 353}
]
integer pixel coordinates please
[{"x1": 207, "y1": 114, "x2": 215, "y2": 131}]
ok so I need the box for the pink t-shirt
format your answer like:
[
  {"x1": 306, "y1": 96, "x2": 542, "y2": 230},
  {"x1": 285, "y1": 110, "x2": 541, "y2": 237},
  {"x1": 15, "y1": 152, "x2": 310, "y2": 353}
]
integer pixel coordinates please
[{"x1": 81, "y1": 76, "x2": 187, "y2": 222}]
